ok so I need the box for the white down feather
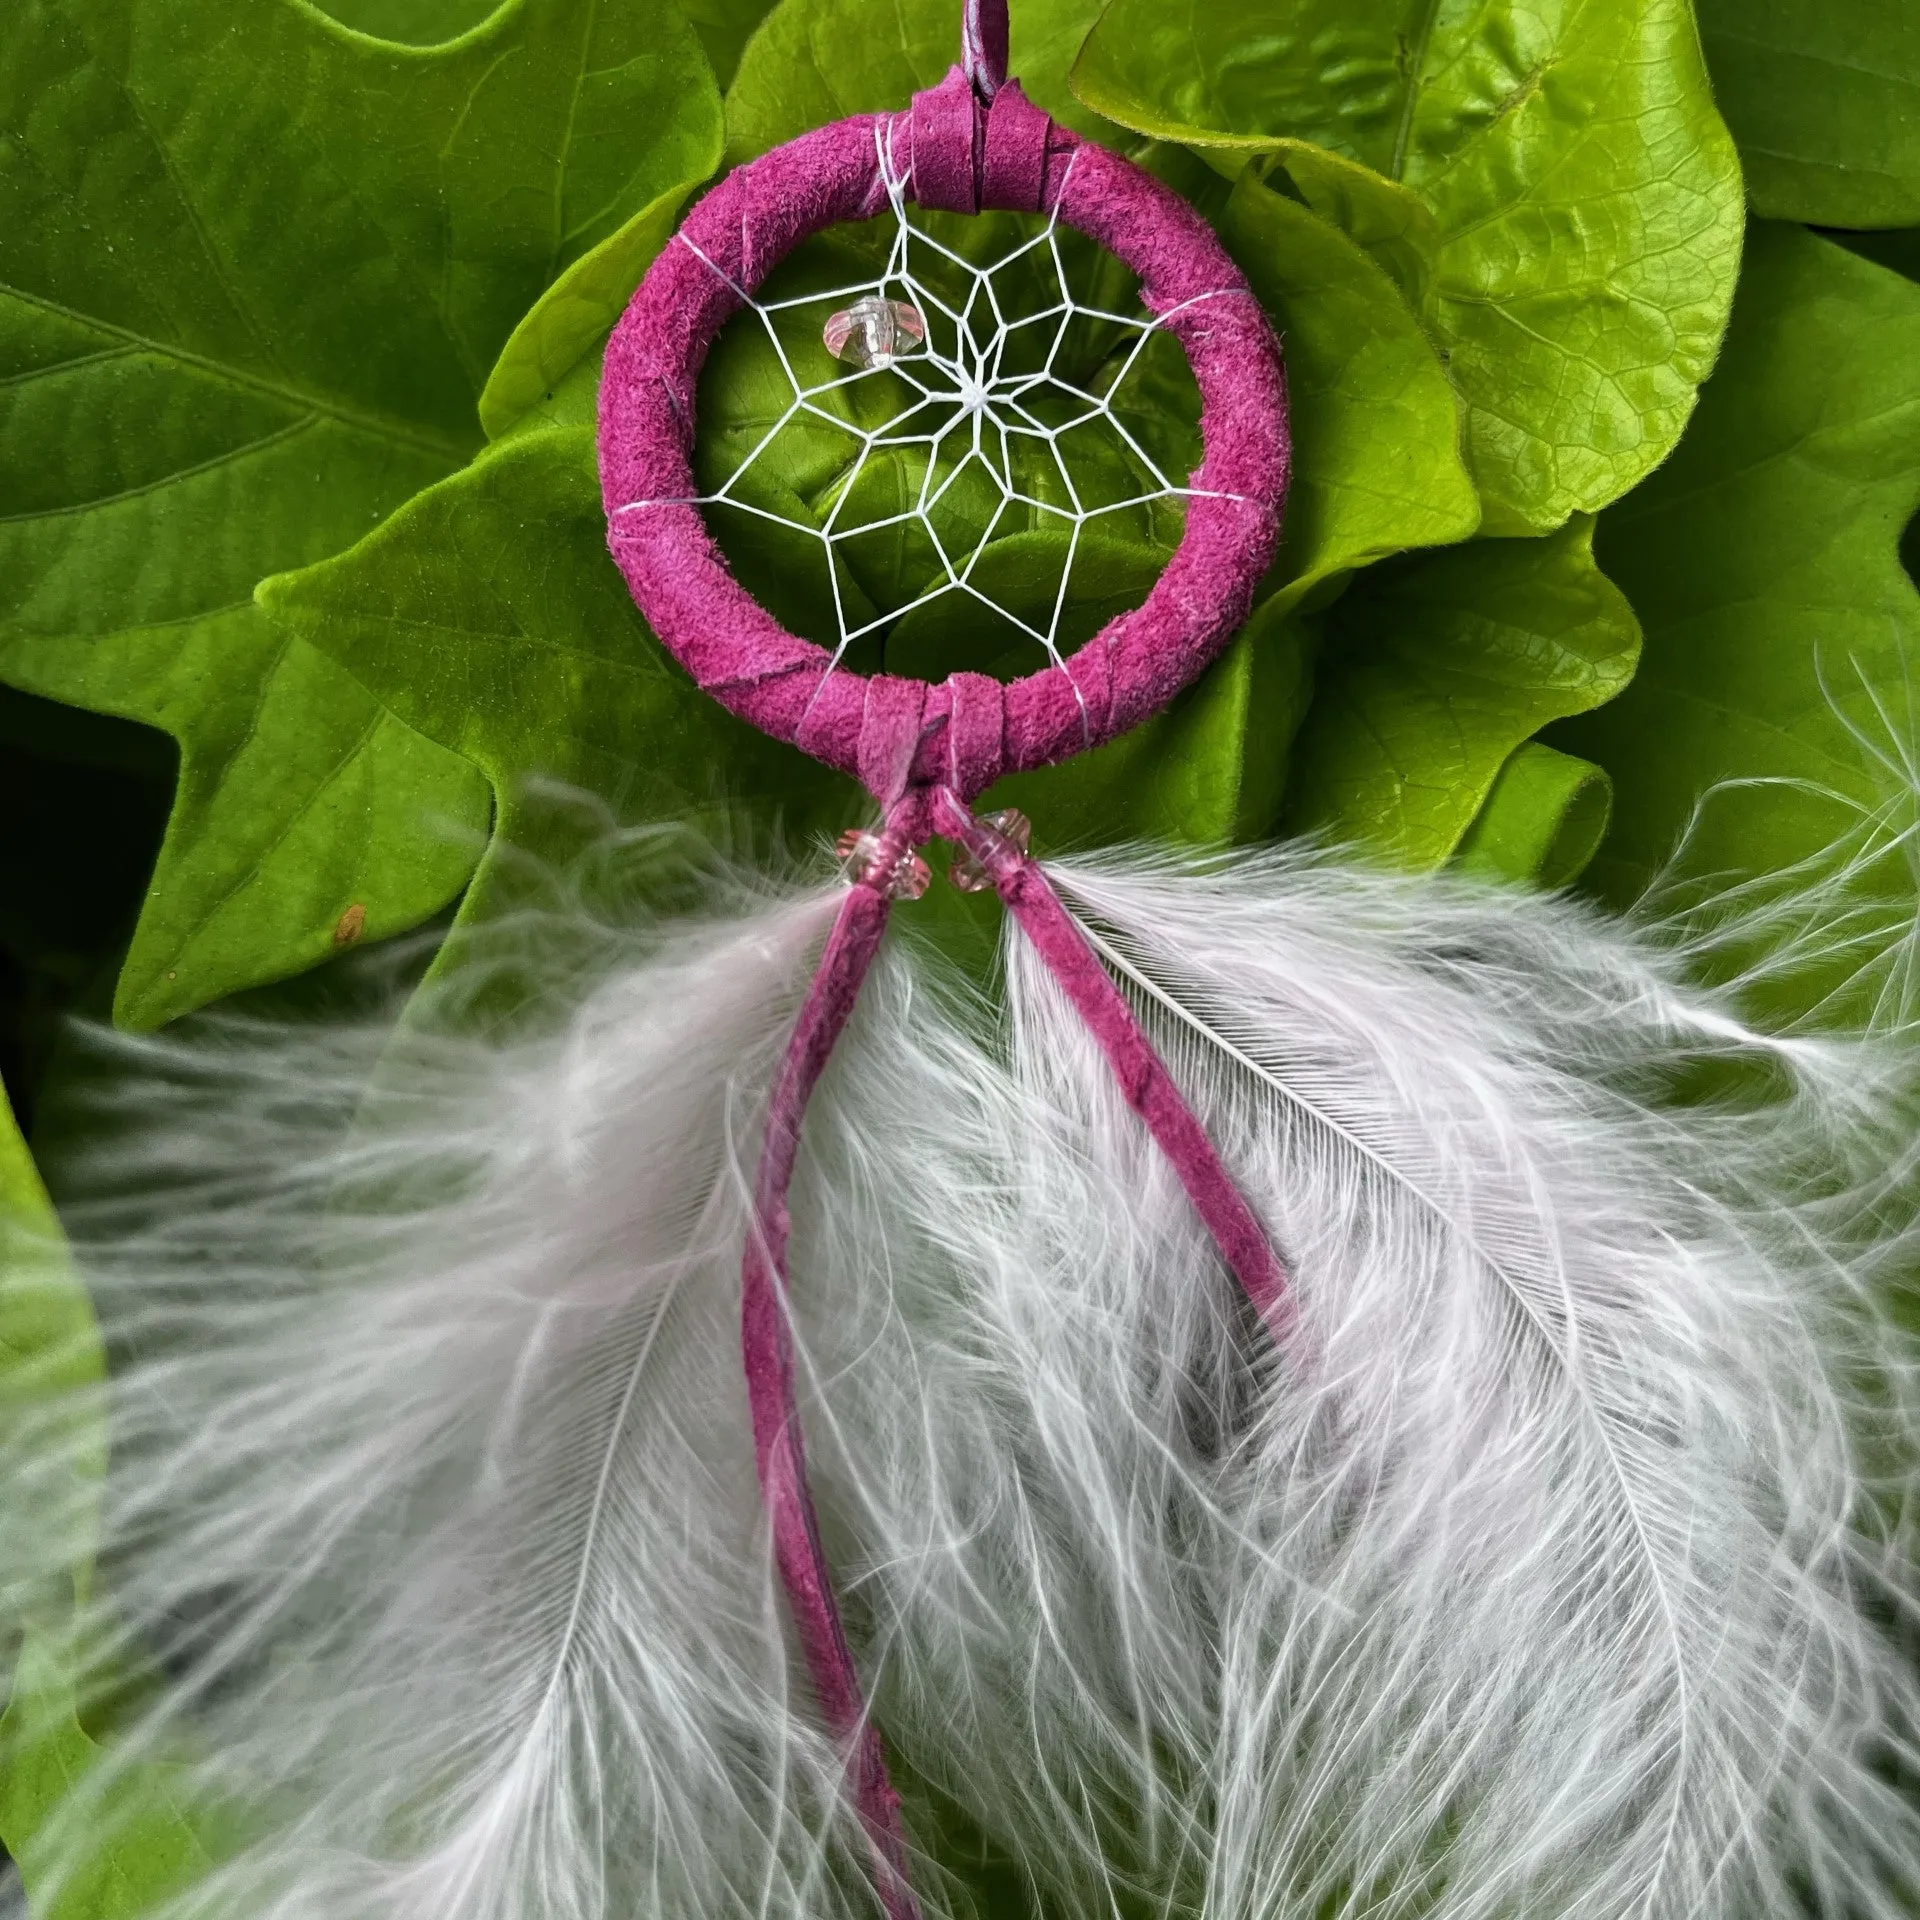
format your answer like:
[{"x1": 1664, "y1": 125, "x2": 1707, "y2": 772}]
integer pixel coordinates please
[
  {"x1": 7, "y1": 834, "x2": 1919, "y2": 1920},
  {"x1": 791, "y1": 844, "x2": 1920, "y2": 1919},
  {"x1": 9, "y1": 869, "x2": 888, "y2": 1920}
]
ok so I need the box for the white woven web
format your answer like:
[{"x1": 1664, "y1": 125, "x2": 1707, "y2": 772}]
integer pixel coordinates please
[{"x1": 644, "y1": 130, "x2": 1236, "y2": 677}]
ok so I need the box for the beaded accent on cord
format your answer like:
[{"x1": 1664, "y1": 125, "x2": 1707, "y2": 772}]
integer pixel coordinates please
[{"x1": 836, "y1": 825, "x2": 932, "y2": 900}]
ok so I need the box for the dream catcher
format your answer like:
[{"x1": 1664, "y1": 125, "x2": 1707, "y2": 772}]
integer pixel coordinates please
[{"x1": 12, "y1": 5, "x2": 1920, "y2": 1919}]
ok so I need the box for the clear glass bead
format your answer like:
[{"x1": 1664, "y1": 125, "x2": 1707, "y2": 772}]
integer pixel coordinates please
[
  {"x1": 948, "y1": 808, "x2": 1032, "y2": 892},
  {"x1": 837, "y1": 827, "x2": 931, "y2": 900},
  {"x1": 822, "y1": 296, "x2": 927, "y2": 370}
]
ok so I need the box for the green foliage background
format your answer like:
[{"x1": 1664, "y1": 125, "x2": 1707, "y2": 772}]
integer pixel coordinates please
[{"x1": 1, "y1": 0, "x2": 1917, "y2": 1908}]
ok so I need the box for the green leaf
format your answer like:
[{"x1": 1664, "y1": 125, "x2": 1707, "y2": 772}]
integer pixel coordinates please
[
  {"x1": 990, "y1": 603, "x2": 1316, "y2": 852},
  {"x1": 1071, "y1": 0, "x2": 1745, "y2": 534},
  {"x1": 1832, "y1": 228, "x2": 1920, "y2": 284},
  {"x1": 0, "y1": 1095, "x2": 199, "y2": 1919},
  {"x1": 474, "y1": 48, "x2": 725, "y2": 441},
  {"x1": 1248, "y1": 144, "x2": 1438, "y2": 302},
  {"x1": 305, "y1": 0, "x2": 502, "y2": 44},
  {"x1": 3, "y1": 623, "x2": 495, "y2": 1032},
  {"x1": 1283, "y1": 517, "x2": 1640, "y2": 867},
  {"x1": 1554, "y1": 224, "x2": 1920, "y2": 1004},
  {"x1": 1451, "y1": 740, "x2": 1614, "y2": 888},
  {"x1": 0, "y1": 1089, "x2": 103, "y2": 1626},
  {"x1": 478, "y1": 179, "x2": 712, "y2": 440},
  {"x1": 725, "y1": 0, "x2": 1119, "y2": 164},
  {"x1": 0, "y1": 1625, "x2": 225, "y2": 1920},
  {"x1": 1218, "y1": 167, "x2": 1479, "y2": 613},
  {"x1": 1696, "y1": 0, "x2": 1920, "y2": 229},
  {"x1": 1, "y1": 0, "x2": 720, "y2": 1026},
  {"x1": 679, "y1": 0, "x2": 781, "y2": 87},
  {"x1": 255, "y1": 426, "x2": 857, "y2": 928}
]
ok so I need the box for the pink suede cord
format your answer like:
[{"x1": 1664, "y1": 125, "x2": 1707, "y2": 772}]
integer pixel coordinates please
[
  {"x1": 743, "y1": 865, "x2": 921, "y2": 1920},
  {"x1": 932, "y1": 793, "x2": 1293, "y2": 1330},
  {"x1": 598, "y1": 74, "x2": 1288, "y2": 805}
]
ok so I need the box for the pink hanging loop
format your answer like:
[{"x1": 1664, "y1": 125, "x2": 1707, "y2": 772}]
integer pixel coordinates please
[{"x1": 961, "y1": 0, "x2": 1009, "y2": 96}]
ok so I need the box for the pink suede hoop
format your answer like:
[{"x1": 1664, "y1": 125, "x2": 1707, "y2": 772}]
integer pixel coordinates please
[{"x1": 598, "y1": 71, "x2": 1289, "y2": 819}]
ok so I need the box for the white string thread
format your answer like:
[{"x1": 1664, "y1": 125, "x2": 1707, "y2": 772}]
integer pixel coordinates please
[{"x1": 621, "y1": 130, "x2": 1246, "y2": 681}]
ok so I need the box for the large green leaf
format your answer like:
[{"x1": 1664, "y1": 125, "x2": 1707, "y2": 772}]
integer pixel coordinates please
[
  {"x1": 307, "y1": 0, "x2": 502, "y2": 42},
  {"x1": 1555, "y1": 224, "x2": 1920, "y2": 1010},
  {"x1": 1696, "y1": 0, "x2": 1920, "y2": 229},
  {"x1": 1071, "y1": 0, "x2": 1745, "y2": 535},
  {"x1": 0, "y1": 1095, "x2": 210, "y2": 1920},
  {"x1": 0, "y1": 1088, "x2": 102, "y2": 1627},
  {"x1": 0, "y1": 0, "x2": 721, "y2": 1028},
  {"x1": 477, "y1": 180, "x2": 709, "y2": 440},
  {"x1": 1835, "y1": 228, "x2": 1920, "y2": 285},
  {"x1": 255, "y1": 426, "x2": 858, "y2": 933},
  {"x1": 1217, "y1": 167, "x2": 1478, "y2": 612},
  {"x1": 1283, "y1": 517, "x2": 1640, "y2": 868},
  {"x1": 982, "y1": 603, "x2": 1315, "y2": 854},
  {"x1": 1451, "y1": 740, "x2": 1615, "y2": 888}
]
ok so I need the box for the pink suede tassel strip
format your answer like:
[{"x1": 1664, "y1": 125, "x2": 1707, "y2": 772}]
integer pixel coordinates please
[
  {"x1": 741, "y1": 869, "x2": 922, "y2": 1920},
  {"x1": 933, "y1": 792, "x2": 1293, "y2": 1329},
  {"x1": 741, "y1": 790, "x2": 1293, "y2": 1918}
]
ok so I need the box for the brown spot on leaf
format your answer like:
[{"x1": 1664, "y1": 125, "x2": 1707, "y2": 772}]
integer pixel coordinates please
[{"x1": 333, "y1": 903, "x2": 368, "y2": 948}]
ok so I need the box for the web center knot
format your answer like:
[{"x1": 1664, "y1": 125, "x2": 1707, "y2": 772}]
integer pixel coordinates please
[{"x1": 953, "y1": 368, "x2": 993, "y2": 415}]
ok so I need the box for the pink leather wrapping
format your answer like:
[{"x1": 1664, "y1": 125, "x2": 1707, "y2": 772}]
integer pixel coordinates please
[{"x1": 599, "y1": 74, "x2": 1289, "y2": 814}]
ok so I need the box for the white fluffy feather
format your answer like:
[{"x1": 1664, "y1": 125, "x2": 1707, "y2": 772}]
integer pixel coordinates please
[
  {"x1": 1026, "y1": 848, "x2": 1920, "y2": 1918},
  {"x1": 12, "y1": 860, "x2": 884, "y2": 1920},
  {"x1": 724, "y1": 836, "x2": 1920, "y2": 1919},
  {"x1": 9, "y1": 827, "x2": 1920, "y2": 1920}
]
